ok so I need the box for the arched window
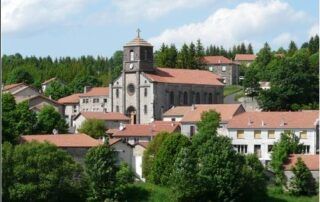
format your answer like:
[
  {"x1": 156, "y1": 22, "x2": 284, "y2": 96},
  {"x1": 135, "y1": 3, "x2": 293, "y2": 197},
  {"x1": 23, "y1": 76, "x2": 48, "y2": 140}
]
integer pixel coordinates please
[
  {"x1": 169, "y1": 91, "x2": 174, "y2": 106},
  {"x1": 130, "y1": 50, "x2": 134, "y2": 61},
  {"x1": 196, "y1": 92, "x2": 200, "y2": 104},
  {"x1": 116, "y1": 89, "x2": 119, "y2": 98},
  {"x1": 203, "y1": 92, "x2": 207, "y2": 103},
  {"x1": 183, "y1": 92, "x2": 188, "y2": 105},
  {"x1": 208, "y1": 93, "x2": 213, "y2": 104}
]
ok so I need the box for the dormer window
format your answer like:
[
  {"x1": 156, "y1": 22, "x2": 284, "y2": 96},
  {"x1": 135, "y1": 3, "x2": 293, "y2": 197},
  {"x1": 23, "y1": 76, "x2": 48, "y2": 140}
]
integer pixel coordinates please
[{"x1": 130, "y1": 50, "x2": 134, "y2": 61}]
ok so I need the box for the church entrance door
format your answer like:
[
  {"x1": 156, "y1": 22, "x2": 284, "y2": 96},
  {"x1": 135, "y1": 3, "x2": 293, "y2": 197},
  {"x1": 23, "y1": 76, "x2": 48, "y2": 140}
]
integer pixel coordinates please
[{"x1": 127, "y1": 106, "x2": 136, "y2": 124}]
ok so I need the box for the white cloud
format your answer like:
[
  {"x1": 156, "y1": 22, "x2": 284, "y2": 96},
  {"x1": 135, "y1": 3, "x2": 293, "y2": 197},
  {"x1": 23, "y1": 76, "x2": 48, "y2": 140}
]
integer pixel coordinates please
[
  {"x1": 111, "y1": 0, "x2": 212, "y2": 20},
  {"x1": 1, "y1": 0, "x2": 90, "y2": 34},
  {"x1": 149, "y1": 0, "x2": 308, "y2": 49},
  {"x1": 272, "y1": 33, "x2": 297, "y2": 48},
  {"x1": 308, "y1": 23, "x2": 319, "y2": 37}
]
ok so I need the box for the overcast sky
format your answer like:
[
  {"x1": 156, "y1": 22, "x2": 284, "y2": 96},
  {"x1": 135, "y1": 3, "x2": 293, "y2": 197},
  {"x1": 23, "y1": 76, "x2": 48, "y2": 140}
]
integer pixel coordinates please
[{"x1": 1, "y1": 0, "x2": 318, "y2": 58}]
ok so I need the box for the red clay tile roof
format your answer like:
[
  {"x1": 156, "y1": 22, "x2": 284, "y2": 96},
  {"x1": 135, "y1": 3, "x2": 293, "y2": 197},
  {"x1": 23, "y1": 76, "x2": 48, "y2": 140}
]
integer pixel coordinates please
[
  {"x1": 227, "y1": 111, "x2": 319, "y2": 129},
  {"x1": 234, "y1": 54, "x2": 256, "y2": 61},
  {"x1": 283, "y1": 154, "x2": 319, "y2": 171},
  {"x1": 80, "y1": 87, "x2": 109, "y2": 97},
  {"x1": 79, "y1": 112, "x2": 130, "y2": 121},
  {"x1": 109, "y1": 138, "x2": 121, "y2": 146},
  {"x1": 58, "y1": 93, "x2": 82, "y2": 104},
  {"x1": 144, "y1": 68, "x2": 223, "y2": 86},
  {"x1": 110, "y1": 121, "x2": 180, "y2": 137},
  {"x1": 3, "y1": 83, "x2": 24, "y2": 91},
  {"x1": 202, "y1": 56, "x2": 233, "y2": 64},
  {"x1": 42, "y1": 77, "x2": 56, "y2": 85},
  {"x1": 180, "y1": 104, "x2": 245, "y2": 123},
  {"x1": 20, "y1": 133, "x2": 102, "y2": 148},
  {"x1": 163, "y1": 106, "x2": 192, "y2": 117}
]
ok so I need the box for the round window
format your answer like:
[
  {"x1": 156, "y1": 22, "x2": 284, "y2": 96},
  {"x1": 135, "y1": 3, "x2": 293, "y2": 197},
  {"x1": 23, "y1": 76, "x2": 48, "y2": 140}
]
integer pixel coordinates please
[{"x1": 127, "y1": 84, "x2": 135, "y2": 95}]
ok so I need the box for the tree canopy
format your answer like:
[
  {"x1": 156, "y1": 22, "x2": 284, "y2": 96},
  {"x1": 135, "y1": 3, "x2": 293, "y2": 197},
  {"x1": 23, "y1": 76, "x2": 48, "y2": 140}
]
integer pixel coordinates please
[
  {"x1": 78, "y1": 119, "x2": 106, "y2": 139},
  {"x1": 36, "y1": 105, "x2": 68, "y2": 134}
]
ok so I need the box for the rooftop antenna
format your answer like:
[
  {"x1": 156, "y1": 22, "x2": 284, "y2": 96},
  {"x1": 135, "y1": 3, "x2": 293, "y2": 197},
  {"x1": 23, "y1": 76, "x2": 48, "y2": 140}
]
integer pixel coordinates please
[{"x1": 137, "y1": 28, "x2": 141, "y2": 38}]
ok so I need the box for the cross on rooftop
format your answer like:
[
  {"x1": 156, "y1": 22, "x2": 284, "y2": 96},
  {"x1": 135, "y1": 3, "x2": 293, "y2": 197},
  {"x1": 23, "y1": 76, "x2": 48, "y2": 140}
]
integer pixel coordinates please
[{"x1": 137, "y1": 28, "x2": 141, "y2": 38}]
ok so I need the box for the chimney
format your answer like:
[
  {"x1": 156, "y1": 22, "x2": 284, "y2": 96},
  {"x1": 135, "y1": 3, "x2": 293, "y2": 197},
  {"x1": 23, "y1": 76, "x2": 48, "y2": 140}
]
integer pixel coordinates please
[
  {"x1": 119, "y1": 122, "x2": 125, "y2": 131},
  {"x1": 247, "y1": 117, "x2": 253, "y2": 127},
  {"x1": 191, "y1": 104, "x2": 196, "y2": 111},
  {"x1": 280, "y1": 117, "x2": 286, "y2": 126},
  {"x1": 52, "y1": 128, "x2": 58, "y2": 135},
  {"x1": 261, "y1": 120, "x2": 265, "y2": 127},
  {"x1": 84, "y1": 86, "x2": 92, "y2": 93}
]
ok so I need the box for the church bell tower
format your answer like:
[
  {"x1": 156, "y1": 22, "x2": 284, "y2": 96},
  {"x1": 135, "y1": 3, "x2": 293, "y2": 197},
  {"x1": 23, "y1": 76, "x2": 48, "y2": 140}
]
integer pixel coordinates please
[{"x1": 123, "y1": 29, "x2": 154, "y2": 72}]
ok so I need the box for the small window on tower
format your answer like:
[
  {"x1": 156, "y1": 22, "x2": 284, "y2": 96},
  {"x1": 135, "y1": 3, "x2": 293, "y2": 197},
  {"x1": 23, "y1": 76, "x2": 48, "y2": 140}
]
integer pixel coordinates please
[
  {"x1": 130, "y1": 50, "x2": 134, "y2": 61},
  {"x1": 144, "y1": 49, "x2": 148, "y2": 60}
]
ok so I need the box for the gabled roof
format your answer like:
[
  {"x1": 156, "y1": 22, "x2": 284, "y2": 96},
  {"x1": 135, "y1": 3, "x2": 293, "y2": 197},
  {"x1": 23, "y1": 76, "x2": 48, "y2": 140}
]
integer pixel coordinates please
[
  {"x1": 20, "y1": 133, "x2": 102, "y2": 148},
  {"x1": 234, "y1": 54, "x2": 256, "y2": 61},
  {"x1": 283, "y1": 154, "x2": 319, "y2": 171},
  {"x1": 144, "y1": 68, "x2": 223, "y2": 86},
  {"x1": 163, "y1": 106, "x2": 192, "y2": 117},
  {"x1": 201, "y1": 56, "x2": 233, "y2": 65},
  {"x1": 109, "y1": 138, "x2": 121, "y2": 146},
  {"x1": 42, "y1": 77, "x2": 57, "y2": 85},
  {"x1": 80, "y1": 87, "x2": 109, "y2": 97},
  {"x1": 17, "y1": 94, "x2": 62, "y2": 106},
  {"x1": 58, "y1": 93, "x2": 82, "y2": 104},
  {"x1": 109, "y1": 121, "x2": 180, "y2": 137},
  {"x1": 180, "y1": 104, "x2": 245, "y2": 123},
  {"x1": 76, "y1": 112, "x2": 130, "y2": 121},
  {"x1": 3, "y1": 83, "x2": 24, "y2": 91},
  {"x1": 227, "y1": 111, "x2": 319, "y2": 129}
]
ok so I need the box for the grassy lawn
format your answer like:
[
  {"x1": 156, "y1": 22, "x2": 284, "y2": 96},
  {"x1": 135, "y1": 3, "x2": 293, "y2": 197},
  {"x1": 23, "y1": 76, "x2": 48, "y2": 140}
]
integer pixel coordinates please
[
  {"x1": 125, "y1": 183, "x2": 319, "y2": 202},
  {"x1": 223, "y1": 85, "x2": 243, "y2": 97}
]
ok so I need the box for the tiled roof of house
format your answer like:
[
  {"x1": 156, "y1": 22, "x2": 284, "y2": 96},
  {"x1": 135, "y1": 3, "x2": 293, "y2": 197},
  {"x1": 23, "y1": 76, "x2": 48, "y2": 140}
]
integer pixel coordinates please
[
  {"x1": 163, "y1": 106, "x2": 192, "y2": 117},
  {"x1": 201, "y1": 56, "x2": 233, "y2": 64},
  {"x1": 20, "y1": 133, "x2": 102, "y2": 148},
  {"x1": 109, "y1": 121, "x2": 180, "y2": 137},
  {"x1": 109, "y1": 138, "x2": 121, "y2": 146},
  {"x1": 283, "y1": 154, "x2": 319, "y2": 171},
  {"x1": 227, "y1": 111, "x2": 319, "y2": 129},
  {"x1": 180, "y1": 104, "x2": 244, "y2": 123},
  {"x1": 58, "y1": 93, "x2": 82, "y2": 104},
  {"x1": 234, "y1": 54, "x2": 256, "y2": 61},
  {"x1": 42, "y1": 77, "x2": 56, "y2": 85},
  {"x1": 80, "y1": 87, "x2": 109, "y2": 97},
  {"x1": 18, "y1": 94, "x2": 61, "y2": 105},
  {"x1": 78, "y1": 112, "x2": 130, "y2": 121},
  {"x1": 3, "y1": 83, "x2": 24, "y2": 91},
  {"x1": 144, "y1": 68, "x2": 223, "y2": 86}
]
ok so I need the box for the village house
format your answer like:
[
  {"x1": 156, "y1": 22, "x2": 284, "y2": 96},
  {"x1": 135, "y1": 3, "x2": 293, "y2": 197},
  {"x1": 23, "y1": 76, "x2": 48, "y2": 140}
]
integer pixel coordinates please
[
  {"x1": 109, "y1": 34, "x2": 224, "y2": 124},
  {"x1": 79, "y1": 86, "x2": 111, "y2": 112},
  {"x1": 58, "y1": 93, "x2": 82, "y2": 126},
  {"x1": 227, "y1": 111, "x2": 319, "y2": 164},
  {"x1": 20, "y1": 133, "x2": 102, "y2": 163},
  {"x1": 41, "y1": 77, "x2": 62, "y2": 93},
  {"x1": 234, "y1": 54, "x2": 256, "y2": 66},
  {"x1": 3, "y1": 83, "x2": 40, "y2": 102},
  {"x1": 163, "y1": 104, "x2": 245, "y2": 137},
  {"x1": 201, "y1": 56, "x2": 240, "y2": 85},
  {"x1": 73, "y1": 111, "x2": 130, "y2": 132},
  {"x1": 19, "y1": 94, "x2": 64, "y2": 114},
  {"x1": 283, "y1": 154, "x2": 319, "y2": 183},
  {"x1": 108, "y1": 121, "x2": 180, "y2": 145}
]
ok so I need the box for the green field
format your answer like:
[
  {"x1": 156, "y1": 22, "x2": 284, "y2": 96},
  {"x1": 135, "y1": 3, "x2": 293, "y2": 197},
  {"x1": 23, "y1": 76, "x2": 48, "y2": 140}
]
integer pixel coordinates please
[
  {"x1": 126, "y1": 183, "x2": 319, "y2": 202},
  {"x1": 223, "y1": 85, "x2": 243, "y2": 97}
]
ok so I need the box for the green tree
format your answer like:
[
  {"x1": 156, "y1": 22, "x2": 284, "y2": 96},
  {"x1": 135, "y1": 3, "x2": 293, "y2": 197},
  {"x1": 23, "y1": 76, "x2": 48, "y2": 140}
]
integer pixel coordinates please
[
  {"x1": 289, "y1": 157, "x2": 317, "y2": 196},
  {"x1": 170, "y1": 147, "x2": 199, "y2": 201},
  {"x1": 2, "y1": 93, "x2": 18, "y2": 143},
  {"x1": 195, "y1": 109, "x2": 220, "y2": 139},
  {"x1": 15, "y1": 101, "x2": 37, "y2": 136},
  {"x1": 115, "y1": 162, "x2": 135, "y2": 200},
  {"x1": 69, "y1": 75, "x2": 102, "y2": 93},
  {"x1": 308, "y1": 35, "x2": 319, "y2": 54},
  {"x1": 36, "y1": 105, "x2": 68, "y2": 134},
  {"x1": 247, "y1": 43, "x2": 254, "y2": 54},
  {"x1": 85, "y1": 144, "x2": 117, "y2": 201},
  {"x1": 270, "y1": 132, "x2": 303, "y2": 185},
  {"x1": 78, "y1": 119, "x2": 106, "y2": 139},
  {"x1": 288, "y1": 40, "x2": 298, "y2": 56},
  {"x1": 243, "y1": 66, "x2": 260, "y2": 97},
  {"x1": 110, "y1": 50, "x2": 123, "y2": 80},
  {"x1": 7, "y1": 68, "x2": 34, "y2": 84},
  {"x1": 3, "y1": 142, "x2": 84, "y2": 201},
  {"x1": 2, "y1": 142, "x2": 14, "y2": 201},
  {"x1": 150, "y1": 133, "x2": 190, "y2": 185},
  {"x1": 44, "y1": 80, "x2": 70, "y2": 100},
  {"x1": 188, "y1": 42, "x2": 197, "y2": 68},
  {"x1": 142, "y1": 132, "x2": 171, "y2": 181},
  {"x1": 177, "y1": 44, "x2": 189, "y2": 68}
]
